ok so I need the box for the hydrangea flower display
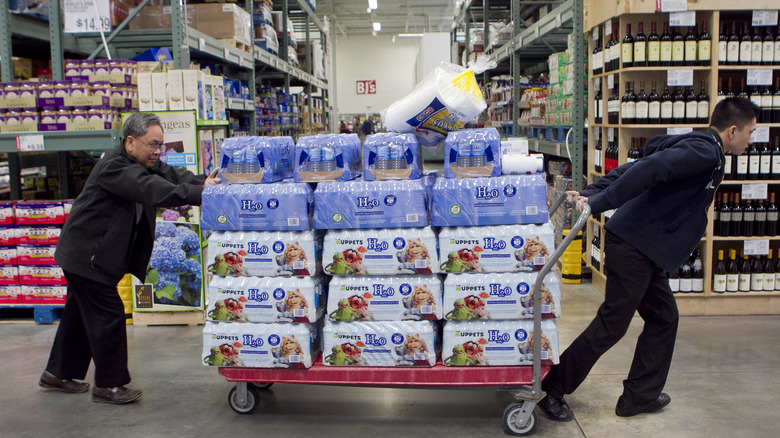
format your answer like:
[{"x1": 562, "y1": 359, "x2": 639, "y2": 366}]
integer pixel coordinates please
[{"x1": 146, "y1": 221, "x2": 203, "y2": 307}]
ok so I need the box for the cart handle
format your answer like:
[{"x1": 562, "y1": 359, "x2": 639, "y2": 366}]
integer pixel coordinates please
[{"x1": 530, "y1": 194, "x2": 591, "y2": 400}]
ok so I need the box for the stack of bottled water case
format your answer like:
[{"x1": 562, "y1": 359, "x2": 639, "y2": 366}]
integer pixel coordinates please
[{"x1": 218, "y1": 136, "x2": 294, "y2": 184}]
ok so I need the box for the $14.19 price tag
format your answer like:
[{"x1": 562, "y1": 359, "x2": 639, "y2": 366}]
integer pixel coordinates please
[{"x1": 64, "y1": 0, "x2": 112, "y2": 34}]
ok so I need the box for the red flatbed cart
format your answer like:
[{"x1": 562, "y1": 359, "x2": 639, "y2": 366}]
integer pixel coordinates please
[{"x1": 219, "y1": 195, "x2": 590, "y2": 436}]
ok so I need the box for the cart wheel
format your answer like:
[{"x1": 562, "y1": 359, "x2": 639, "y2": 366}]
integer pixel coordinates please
[
  {"x1": 251, "y1": 382, "x2": 274, "y2": 390},
  {"x1": 503, "y1": 401, "x2": 537, "y2": 436},
  {"x1": 228, "y1": 384, "x2": 260, "y2": 414}
]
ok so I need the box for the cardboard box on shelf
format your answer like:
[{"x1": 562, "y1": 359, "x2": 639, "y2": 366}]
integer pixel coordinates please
[
  {"x1": 168, "y1": 70, "x2": 184, "y2": 111},
  {"x1": 137, "y1": 72, "x2": 153, "y2": 111},
  {"x1": 151, "y1": 72, "x2": 168, "y2": 111},
  {"x1": 127, "y1": 5, "x2": 195, "y2": 31},
  {"x1": 182, "y1": 69, "x2": 200, "y2": 112},
  {"x1": 192, "y1": 4, "x2": 252, "y2": 47}
]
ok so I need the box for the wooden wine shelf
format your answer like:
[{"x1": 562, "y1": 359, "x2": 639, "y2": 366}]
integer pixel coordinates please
[
  {"x1": 592, "y1": 66, "x2": 713, "y2": 78},
  {"x1": 720, "y1": 180, "x2": 780, "y2": 185},
  {"x1": 713, "y1": 236, "x2": 780, "y2": 241},
  {"x1": 717, "y1": 65, "x2": 780, "y2": 70}
]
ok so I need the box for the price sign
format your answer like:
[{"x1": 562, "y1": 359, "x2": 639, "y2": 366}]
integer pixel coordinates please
[
  {"x1": 747, "y1": 69, "x2": 773, "y2": 86},
  {"x1": 534, "y1": 27, "x2": 540, "y2": 40},
  {"x1": 660, "y1": 0, "x2": 687, "y2": 12},
  {"x1": 743, "y1": 239, "x2": 770, "y2": 256},
  {"x1": 667, "y1": 69, "x2": 694, "y2": 87},
  {"x1": 607, "y1": 128, "x2": 614, "y2": 142},
  {"x1": 667, "y1": 127, "x2": 693, "y2": 135},
  {"x1": 199, "y1": 38, "x2": 206, "y2": 51},
  {"x1": 742, "y1": 183, "x2": 768, "y2": 200},
  {"x1": 593, "y1": 26, "x2": 599, "y2": 41},
  {"x1": 16, "y1": 134, "x2": 45, "y2": 152},
  {"x1": 752, "y1": 126, "x2": 770, "y2": 144},
  {"x1": 752, "y1": 10, "x2": 779, "y2": 26},
  {"x1": 669, "y1": 11, "x2": 696, "y2": 27},
  {"x1": 64, "y1": 0, "x2": 111, "y2": 34},
  {"x1": 556, "y1": 15, "x2": 562, "y2": 28},
  {"x1": 593, "y1": 78, "x2": 601, "y2": 92},
  {"x1": 604, "y1": 20, "x2": 612, "y2": 38},
  {"x1": 607, "y1": 74, "x2": 615, "y2": 90},
  {"x1": 223, "y1": 47, "x2": 230, "y2": 59}
]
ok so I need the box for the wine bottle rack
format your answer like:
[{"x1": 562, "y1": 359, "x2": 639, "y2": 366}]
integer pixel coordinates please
[{"x1": 586, "y1": 3, "x2": 780, "y2": 316}]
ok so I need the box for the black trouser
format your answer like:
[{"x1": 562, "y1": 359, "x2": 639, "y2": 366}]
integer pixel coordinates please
[
  {"x1": 543, "y1": 232, "x2": 679, "y2": 405},
  {"x1": 45, "y1": 271, "x2": 130, "y2": 388}
]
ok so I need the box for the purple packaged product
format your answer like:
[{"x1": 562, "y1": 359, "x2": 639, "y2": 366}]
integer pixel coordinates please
[{"x1": 431, "y1": 175, "x2": 548, "y2": 226}]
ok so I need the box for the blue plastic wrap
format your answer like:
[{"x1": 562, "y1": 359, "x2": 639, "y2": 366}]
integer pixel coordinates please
[
  {"x1": 322, "y1": 227, "x2": 439, "y2": 276},
  {"x1": 322, "y1": 320, "x2": 437, "y2": 366},
  {"x1": 294, "y1": 134, "x2": 362, "y2": 182},
  {"x1": 201, "y1": 182, "x2": 312, "y2": 231},
  {"x1": 442, "y1": 272, "x2": 560, "y2": 320},
  {"x1": 443, "y1": 128, "x2": 501, "y2": 178},
  {"x1": 362, "y1": 133, "x2": 421, "y2": 181},
  {"x1": 438, "y1": 224, "x2": 555, "y2": 273},
  {"x1": 431, "y1": 175, "x2": 548, "y2": 226},
  {"x1": 327, "y1": 275, "x2": 443, "y2": 321},
  {"x1": 206, "y1": 230, "x2": 320, "y2": 277},
  {"x1": 313, "y1": 179, "x2": 428, "y2": 229},
  {"x1": 218, "y1": 136, "x2": 294, "y2": 184}
]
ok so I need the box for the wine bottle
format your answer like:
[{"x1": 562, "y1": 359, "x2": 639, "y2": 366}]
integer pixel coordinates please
[
  {"x1": 731, "y1": 193, "x2": 743, "y2": 236},
  {"x1": 595, "y1": 86, "x2": 603, "y2": 124},
  {"x1": 767, "y1": 192, "x2": 778, "y2": 236},
  {"x1": 760, "y1": 86, "x2": 772, "y2": 124},
  {"x1": 672, "y1": 87, "x2": 686, "y2": 125},
  {"x1": 772, "y1": 136, "x2": 780, "y2": 179},
  {"x1": 760, "y1": 139, "x2": 772, "y2": 179},
  {"x1": 740, "y1": 22, "x2": 752, "y2": 65},
  {"x1": 751, "y1": 255, "x2": 764, "y2": 292},
  {"x1": 627, "y1": 138, "x2": 641, "y2": 162},
  {"x1": 764, "y1": 249, "x2": 775, "y2": 292},
  {"x1": 672, "y1": 25, "x2": 685, "y2": 66},
  {"x1": 748, "y1": 142, "x2": 761, "y2": 181},
  {"x1": 634, "y1": 22, "x2": 647, "y2": 67},
  {"x1": 762, "y1": 27, "x2": 775, "y2": 65},
  {"x1": 736, "y1": 143, "x2": 749, "y2": 180},
  {"x1": 775, "y1": 250, "x2": 780, "y2": 290},
  {"x1": 726, "y1": 248, "x2": 740, "y2": 292},
  {"x1": 622, "y1": 23, "x2": 634, "y2": 69},
  {"x1": 691, "y1": 250, "x2": 704, "y2": 293},
  {"x1": 648, "y1": 80, "x2": 660, "y2": 124},
  {"x1": 698, "y1": 20, "x2": 711, "y2": 66},
  {"x1": 727, "y1": 22, "x2": 740, "y2": 65},
  {"x1": 604, "y1": 30, "x2": 613, "y2": 73},
  {"x1": 718, "y1": 192, "x2": 731, "y2": 236},
  {"x1": 628, "y1": 81, "x2": 637, "y2": 124},
  {"x1": 593, "y1": 32, "x2": 602, "y2": 76},
  {"x1": 685, "y1": 86, "x2": 698, "y2": 125},
  {"x1": 685, "y1": 25, "x2": 698, "y2": 66},
  {"x1": 738, "y1": 252, "x2": 751, "y2": 292},
  {"x1": 752, "y1": 26, "x2": 763, "y2": 65},
  {"x1": 591, "y1": 225, "x2": 601, "y2": 270},
  {"x1": 738, "y1": 77, "x2": 748, "y2": 100},
  {"x1": 608, "y1": 86, "x2": 620, "y2": 125},
  {"x1": 668, "y1": 266, "x2": 680, "y2": 293},
  {"x1": 679, "y1": 258, "x2": 692, "y2": 293},
  {"x1": 648, "y1": 21, "x2": 660, "y2": 66},
  {"x1": 713, "y1": 249, "x2": 727, "y2": 293},
  {"x1": 755, "y1": 199, "x2": 767, "y2": 236},
  {"x1": 697, "y1": 80, "x2": 709, "y2": 124},
  {"x1": 717, "y1": 77, "x2": 726, "y2": 104},
  {"x1": 773, "y1": 79, "x2": 780, "y2": 123},
  {"x1": 594, "y1": 128, "x2": 602, "y2": 173},
  {"x1": 743, "y1": 199, "x2": 755, "y2": 237},
  {"x1": 775, "y1": 24, "x2": 780, "y2": 66},
  {"x1": 718, "y1": 20, "x2": 728, "y2": 65},
  {"x1": 661, "y1": 21, "x2": 673, "y2": 66},
  {"x1": 635, "y1": 81, "x2": 648, "y2": 125},
  {"x1": 621, "y1": 81, "x2": 631, "y2": 124},
  {"x1": 724, "y1": 150, "x2": 734, "y2": 180},
  {"x1": 726, "y1": 77, "x2": 735, "y2": 99},
  {"x1": 660, "y1": 83, "x2": 673, "y2": 125}
]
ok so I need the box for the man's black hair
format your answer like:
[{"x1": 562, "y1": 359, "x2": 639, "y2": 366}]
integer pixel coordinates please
[{"x1": 710, "y1": 97, "x2": 759, "y2": 131}]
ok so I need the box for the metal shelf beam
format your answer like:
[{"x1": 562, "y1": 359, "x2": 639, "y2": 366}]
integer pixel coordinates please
[{"x1": 0, "y1": 130, "x2": 121, "y2": 154}]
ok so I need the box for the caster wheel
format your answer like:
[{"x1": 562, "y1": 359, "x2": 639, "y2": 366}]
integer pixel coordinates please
[
  {"x1": 228, "y1": 384, "x2": 260, "y2": 414},
  {"x1": 251, "y1": 382, "x2": 274, "y2": 390},
  {"x1": 503, "y1": 401, "x2": 537, "y2": 436}
]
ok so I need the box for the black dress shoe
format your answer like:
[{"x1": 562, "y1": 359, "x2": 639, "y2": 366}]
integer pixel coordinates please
[
  {"x1": 92, "y1": 386, "x2": 143, "y2": 404},
  {"x1": 615, "y1": 393, "x2": 671, "y2": 417},
  {"x1": 538, "y1": 394, "x2": 575, "y2": 422},
  {"x1": 39, "y1": 370, "x2": 90, "y2": 393}
]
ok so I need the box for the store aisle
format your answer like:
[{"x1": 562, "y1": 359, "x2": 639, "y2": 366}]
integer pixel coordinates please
[{"x1": 1, "y1": 282, "x2": 778, "y2": 438}]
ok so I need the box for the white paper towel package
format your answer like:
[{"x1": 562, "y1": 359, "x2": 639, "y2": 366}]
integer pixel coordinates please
[
  {"x1": 200, "y1": 182, "x2": 312, "y2": 231},
  {"x1": 438, "y1": 224, "x2": 555, "y2": 273},
  {"x1": 442, "y1": 272, "x2": 560, "y2": 320},
  {"x1": 381, "y1": 56, "x2": 494, "y2": 150},
  {"x1": 322, "y1": 320, "x2": 437, "y2": 366},
  {"x1": 443, "y1": 128, "x2": 502, "y2": 178},
  {"x1": 313, "y1": 180, "x2": 429, "y2": 229},
  {"x1": 442, "y1": 320, "x2": 559, "y2": 366},
  {"x1": 202, "y1": 321, "x2": 320, "y2": 368},
  {"x1": 363, "y1": 133, "x2": 422, "y2": 181},
  {"x1": 207, "y1": 276, "x2": 325, "y2": 323},
  {"x1": 431, "y1": 175, "x2": 549, "y2": 226},
  {"x1": 206, "y1": 230, "x2": 319, "y2": 277},
  {"x1": 323, "y1": 227, "x2": 439, "y2": 276},
  {"x1": 328, "y1": 275, "x2": 443, "y2": 321}
]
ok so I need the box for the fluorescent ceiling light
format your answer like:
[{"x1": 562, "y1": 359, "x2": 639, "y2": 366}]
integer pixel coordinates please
[
  {"x1": 373, "y1": 22, "x2": 381, "y2": 31},
  {"x1": 398, "y1": 33, "x2": 424, "y2": 37},
  {"x1": 368, "y1": 0, "x2": 378, "y2": 10}
]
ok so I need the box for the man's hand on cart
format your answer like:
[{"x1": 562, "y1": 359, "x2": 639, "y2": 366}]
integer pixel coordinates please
[{"x1": 565, "y1": 190, "x2": 589, "y2": 213}]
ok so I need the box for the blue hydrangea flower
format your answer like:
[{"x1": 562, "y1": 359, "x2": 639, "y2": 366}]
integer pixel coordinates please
[
  {"x1": 155, "y1": 221, "x2": 178, "y2": 239},
  {"x1": 182, "y1": 257, "x2": 202, "y2": 290},
  {"x1": 175, "y1": 225, "x2": 201, "y2": 258},
  {"x1": 149, "y1": 236, "x2": 186, "y2": 272}
]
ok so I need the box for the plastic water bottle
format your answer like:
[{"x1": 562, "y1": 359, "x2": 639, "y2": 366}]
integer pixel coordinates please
[
  {"x1": 307, "y1": 147, "x2": 322, "y2": 172},
  {"x1": 321, "y1": 147, "x2": 336, "y2": 172},
  {"x1": 244, "y1": 146, "x2": 260, "y2": 175},
  {"x1": 471, "y1": 140, "x2": 487, "y2": 167},
  {"x1": 389, "y1": 144, "x2": 405, "y2": 170},
  {"x1": 457, "y1": 142, "x2": 472, "y2": 168},
  {"x1": 376, "y1": 145, "x2": 390, "y2": 171},
  {"x1": 229, "y1": 148, "x2": 244, "y2": 174}
]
